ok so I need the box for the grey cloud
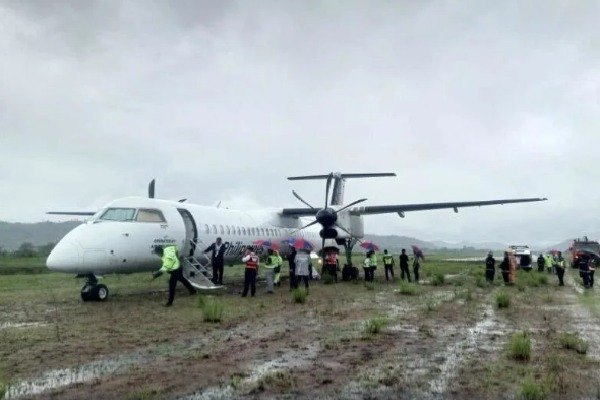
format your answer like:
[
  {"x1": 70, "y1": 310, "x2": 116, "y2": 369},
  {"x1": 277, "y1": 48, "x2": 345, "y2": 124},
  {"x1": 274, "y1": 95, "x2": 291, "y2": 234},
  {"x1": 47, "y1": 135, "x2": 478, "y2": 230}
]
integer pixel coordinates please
[{"x1": 1, "y1": 0, "x2": 599, "y2": 245}]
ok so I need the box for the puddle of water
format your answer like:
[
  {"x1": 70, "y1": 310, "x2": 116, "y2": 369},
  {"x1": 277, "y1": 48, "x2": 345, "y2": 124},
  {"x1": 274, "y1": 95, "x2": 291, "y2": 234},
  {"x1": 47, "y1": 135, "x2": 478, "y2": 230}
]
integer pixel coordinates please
[
  {"x1": 7, "y1": 356, "x2": 144, "y2": 399},
  {"x1": 0, "y1": 322, "x2": 47, "y2": 330},
  {"x1": 428, "y1": 305, "x2": 501, "y2": 394}
]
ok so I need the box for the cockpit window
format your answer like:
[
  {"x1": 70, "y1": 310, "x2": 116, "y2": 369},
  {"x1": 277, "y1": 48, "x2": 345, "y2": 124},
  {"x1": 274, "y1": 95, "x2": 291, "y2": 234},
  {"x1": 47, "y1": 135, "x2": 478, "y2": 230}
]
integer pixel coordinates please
[
  {"x1": 99, "y1": 208, "x2": 136, "y2": 221},
  {"x1": 136, "y1": 209, "x2": 166, "y2": 223}
]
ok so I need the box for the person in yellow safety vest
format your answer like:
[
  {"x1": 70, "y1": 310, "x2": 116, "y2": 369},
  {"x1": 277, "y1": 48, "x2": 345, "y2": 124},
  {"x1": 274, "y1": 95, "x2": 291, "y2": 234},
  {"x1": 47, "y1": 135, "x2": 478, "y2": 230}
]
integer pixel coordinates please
[
  {"x1": 554, "y1": 251, "x2": 565, "y2": 286},
  {"x1": 371, "y1": 251, "x2": 378, "y2": 280},
  {"x1": 264, "y1": 248, "x2": 278, "y2": 293},
  {"x1": 382, "y1": 249, "x2": 395, "y2": 281},
  {"x1": 545, "y1": 253, "x2": 554, "y2": 274},
  {"x1": 152, "y1": 245, "x2": 197, "y2": 307},
  {"x1": 241, "y1": 249, "x2": 260, "y2": 297},
  {"x1": 273, "y1": 249, "x2": 283, "y2": 287}
]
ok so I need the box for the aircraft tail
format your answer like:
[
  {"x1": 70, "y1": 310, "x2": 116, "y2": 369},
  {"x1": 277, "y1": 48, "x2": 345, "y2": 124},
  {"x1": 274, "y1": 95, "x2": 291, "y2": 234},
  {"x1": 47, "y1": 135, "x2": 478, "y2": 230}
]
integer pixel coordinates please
[{"x1": 287, "y1": 172, "x2": 396, "y2": 205}]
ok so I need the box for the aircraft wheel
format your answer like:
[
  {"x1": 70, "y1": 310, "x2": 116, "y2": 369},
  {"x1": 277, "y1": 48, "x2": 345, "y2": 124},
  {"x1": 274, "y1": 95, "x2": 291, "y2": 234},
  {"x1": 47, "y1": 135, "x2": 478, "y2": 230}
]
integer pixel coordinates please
[
  {"x1": 94, "y1": 284, "x2": 109, "y2": 301},
  {"x1": 81, "y1": 284, "x2": 95, "y2": 302}
]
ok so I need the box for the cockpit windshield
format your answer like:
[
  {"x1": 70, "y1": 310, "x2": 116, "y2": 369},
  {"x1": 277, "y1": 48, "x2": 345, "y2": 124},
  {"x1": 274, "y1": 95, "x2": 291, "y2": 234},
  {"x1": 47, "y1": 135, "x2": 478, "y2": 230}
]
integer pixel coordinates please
[
  {"x1": 99, "y1": 208, "x2": 137, "y2": 221},
  {"x1": 96, "y1": 207, "x2": 167, "y2": 223}
]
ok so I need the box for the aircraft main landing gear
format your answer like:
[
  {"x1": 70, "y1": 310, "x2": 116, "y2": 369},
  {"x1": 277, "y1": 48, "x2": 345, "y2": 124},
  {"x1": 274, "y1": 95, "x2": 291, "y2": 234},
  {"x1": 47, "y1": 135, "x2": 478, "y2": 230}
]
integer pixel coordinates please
[{"x1": 81, "y1": 274, "x2": 109, "y2": 302}]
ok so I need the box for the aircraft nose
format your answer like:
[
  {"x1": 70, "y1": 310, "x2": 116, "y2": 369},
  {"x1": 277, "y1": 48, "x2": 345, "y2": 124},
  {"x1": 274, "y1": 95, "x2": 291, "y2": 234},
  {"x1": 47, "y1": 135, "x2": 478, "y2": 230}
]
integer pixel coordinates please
[{"x1": 47, "y1": 241, "x2": 81, "y2": 272}]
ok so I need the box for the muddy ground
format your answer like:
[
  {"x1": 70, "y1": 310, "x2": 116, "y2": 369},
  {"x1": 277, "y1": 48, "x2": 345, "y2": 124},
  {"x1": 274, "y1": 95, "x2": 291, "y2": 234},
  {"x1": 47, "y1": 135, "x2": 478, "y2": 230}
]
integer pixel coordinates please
[{"x1": 2, "y1": 262, "x2": 600, "y2": 399}]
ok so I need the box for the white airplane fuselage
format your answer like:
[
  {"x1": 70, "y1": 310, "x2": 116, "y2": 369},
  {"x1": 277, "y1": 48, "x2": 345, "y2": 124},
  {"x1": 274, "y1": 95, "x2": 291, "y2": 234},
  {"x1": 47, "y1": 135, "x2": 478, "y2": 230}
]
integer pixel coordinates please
[{"x1": 47, "y1": 196, "x2": 326, "y2": 275}]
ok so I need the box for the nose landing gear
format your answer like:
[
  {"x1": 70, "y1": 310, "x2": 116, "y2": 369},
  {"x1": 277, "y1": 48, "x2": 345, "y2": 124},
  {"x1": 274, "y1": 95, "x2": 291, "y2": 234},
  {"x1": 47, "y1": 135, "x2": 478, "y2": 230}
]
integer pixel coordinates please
[{"x1": 81, "y1": 274, "x2": 109, "y2": 302}]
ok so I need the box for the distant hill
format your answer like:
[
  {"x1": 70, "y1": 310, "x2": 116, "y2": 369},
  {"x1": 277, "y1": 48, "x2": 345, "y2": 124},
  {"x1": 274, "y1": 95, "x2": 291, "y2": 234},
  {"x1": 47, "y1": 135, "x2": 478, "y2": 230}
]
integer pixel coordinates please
[{"x1": 0, "y1": 221, "x2": 83, "y2": 250}]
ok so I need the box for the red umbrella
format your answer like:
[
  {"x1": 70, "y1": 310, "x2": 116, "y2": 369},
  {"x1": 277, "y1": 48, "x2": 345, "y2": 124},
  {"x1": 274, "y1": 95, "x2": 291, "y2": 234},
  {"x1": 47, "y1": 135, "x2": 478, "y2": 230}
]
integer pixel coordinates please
[
  {"x1": 360, "y1": 241, "x2": 379, "y2": 251},
  {"x1": 412, "y1": 245, "x2": 425, "y2": 260},
  {"x1": 283, "y1": 238, "x2": 314, "y2": 251},
  {"x1": 254, "y1": 239, "x2": 279, "y2": 250}
]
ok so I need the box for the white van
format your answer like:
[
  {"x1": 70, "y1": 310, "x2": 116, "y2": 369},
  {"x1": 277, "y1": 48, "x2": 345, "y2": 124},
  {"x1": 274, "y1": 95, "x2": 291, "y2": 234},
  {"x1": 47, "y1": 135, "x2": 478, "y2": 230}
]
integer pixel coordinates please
[{"x1": 509, "y1": 245, "x2": 532, "y2": 270}]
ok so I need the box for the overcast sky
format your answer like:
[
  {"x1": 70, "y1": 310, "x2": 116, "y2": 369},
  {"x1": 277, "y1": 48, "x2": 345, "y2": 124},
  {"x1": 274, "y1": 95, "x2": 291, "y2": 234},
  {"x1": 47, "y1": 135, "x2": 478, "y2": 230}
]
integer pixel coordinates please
[{"x1": 1, "y1": 0, "x2": 599, "y2": 246}]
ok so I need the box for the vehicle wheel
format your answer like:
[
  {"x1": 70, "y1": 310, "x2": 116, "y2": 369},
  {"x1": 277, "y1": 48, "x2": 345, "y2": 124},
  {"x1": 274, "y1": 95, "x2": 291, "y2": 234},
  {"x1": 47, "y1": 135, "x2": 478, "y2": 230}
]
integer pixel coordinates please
[{"x1": 94, "y1": 284, "x2": 109, "y2": 301}]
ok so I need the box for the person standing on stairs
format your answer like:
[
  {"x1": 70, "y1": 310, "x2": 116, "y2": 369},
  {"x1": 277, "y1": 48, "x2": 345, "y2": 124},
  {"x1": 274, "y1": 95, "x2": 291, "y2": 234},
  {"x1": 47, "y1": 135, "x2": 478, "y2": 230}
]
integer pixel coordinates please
[{"x1": 204, "y1": 237, "x2": 226, "y2": 285}]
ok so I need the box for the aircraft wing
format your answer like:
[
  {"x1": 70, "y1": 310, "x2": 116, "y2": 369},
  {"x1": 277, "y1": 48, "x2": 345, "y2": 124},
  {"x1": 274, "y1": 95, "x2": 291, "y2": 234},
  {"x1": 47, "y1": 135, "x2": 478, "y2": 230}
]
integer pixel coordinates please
[
  {"x1": 349, "y1": 197, "x2": 548, "y2": 216},
  {"x1": 46, "y1": 211, "x2": 96, "y2": 216},
  {"x1": 281, "y1": 197, "x2": 547, "y2": 218}
]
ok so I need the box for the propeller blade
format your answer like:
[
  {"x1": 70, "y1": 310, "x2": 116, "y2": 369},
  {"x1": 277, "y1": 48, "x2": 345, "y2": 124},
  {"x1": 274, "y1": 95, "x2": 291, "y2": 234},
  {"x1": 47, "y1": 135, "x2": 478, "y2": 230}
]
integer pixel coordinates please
[
  {"x1": 324, "y1": 173, "x2": 333, "y2": 208},
  {"x1": 290, "y1": 219, "x2": 319, "y2": 234},
  {"x1": 292, "y1": 190, "x2": 316, "y2": 209},
  {"x1": 178, "y1": 199, "x2": 187, "y2": 203},
  {"x1": 333, "y1": 198, "x2": 368, "y2": 214},
  {"x1": 148, "y1": 179, "x2": 155, "y2": 199}
]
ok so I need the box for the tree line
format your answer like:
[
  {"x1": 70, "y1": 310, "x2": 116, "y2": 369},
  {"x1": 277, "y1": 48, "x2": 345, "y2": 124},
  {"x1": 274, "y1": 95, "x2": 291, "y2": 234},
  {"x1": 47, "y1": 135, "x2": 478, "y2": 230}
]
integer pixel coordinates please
[{"x1": 0, "y1": 242, "x2": 56, "y2": 258}]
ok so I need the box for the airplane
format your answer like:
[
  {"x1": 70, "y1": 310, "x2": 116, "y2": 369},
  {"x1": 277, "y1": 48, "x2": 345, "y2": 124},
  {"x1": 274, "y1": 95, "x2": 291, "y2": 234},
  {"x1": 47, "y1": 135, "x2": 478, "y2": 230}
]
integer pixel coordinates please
[{"x1": 46, "y1": 172, "x2": 547, "y2": 302}]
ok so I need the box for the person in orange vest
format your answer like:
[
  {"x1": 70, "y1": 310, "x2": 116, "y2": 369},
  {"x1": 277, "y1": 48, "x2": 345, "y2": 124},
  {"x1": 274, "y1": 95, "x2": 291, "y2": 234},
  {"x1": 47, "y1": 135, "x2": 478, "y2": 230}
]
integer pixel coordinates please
[
  {"x1": 507, "y1": 250, "x2": 517, "y2": 285},
  {"x1": 241, "y1": 248, "x2": 260, "y2": 297}
]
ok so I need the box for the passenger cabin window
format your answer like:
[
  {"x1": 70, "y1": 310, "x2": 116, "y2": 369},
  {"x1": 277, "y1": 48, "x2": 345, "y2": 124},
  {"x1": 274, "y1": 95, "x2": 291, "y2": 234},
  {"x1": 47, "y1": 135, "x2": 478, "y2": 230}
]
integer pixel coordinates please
[
  {"x1": 99, "y1": 208, "x2": 136, "y2": 221},
  {"x1": 212, "y1": 225, "x2": 217, "y2": 234},
  {"x1": 242, "y1": 227, "x2": 246, "y2": 236},
  {"x1": 226, "y1": 225, "x2": 231, "y2": 235},
  {"x1": 204, "y1": 224, "x2": 210, "y2": 234},
  {"x1": 220, "y1": 225, "x2": 224, "y2": 235},
  {"x1": 236, "y1": 226, "x2": 241, "y2": 235},
  {"x1": 136, "y1": 209, "x2": 166, "y2": 223}
]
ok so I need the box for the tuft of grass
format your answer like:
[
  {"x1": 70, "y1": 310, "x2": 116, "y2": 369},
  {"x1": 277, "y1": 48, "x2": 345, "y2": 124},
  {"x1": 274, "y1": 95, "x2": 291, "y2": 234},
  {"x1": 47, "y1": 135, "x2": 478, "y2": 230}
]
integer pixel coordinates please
[
  {"x1": 431, "y1": 272, "x2": 445, "y2": 286},
  {"x1": 537, "y1": 274, "x2": 548, "y2": 286},
  {"x1": 364, "y1": 282, "x2": 375, "y2": 291},
  {"x1": 507, "y1": 330, "x2": 532, "y2": 361},
  {"x1": 323, "y1": 273, "x2": 335, "y2": 285},
  {"x1": 475, "y1": 276, "x2": 488, "y2": 288},
  {"x1": 558, "y1": 332, "x2": 589, "y2": 355},
  {"x1": 255, "y1": 371, "x2": 297, "y2": 392},
  {"x1": 496, "y1": 290, "x2": 511, "y2": 308},
  {"x1": 362, "y1": 316, "x2": 389, "y2": 336},
  {"x1": 398, "y1": 281, "x2": 421, "y2": 295},
  {"x1": 0, "y1": 365, "x2": 9, "y2": 400},
  {"x1": 425, "y1": 297, "x2": 437, "y2": 312},
  {"x1": 200, "y1": 297, "x2": 224, "y2": 323},
  {"x1": 518, "y1": 376, "x2": 548, "y2": 400},
  {"x1": 464, "y1": 287, "x2": 473, "y2": 302},
  {"x1": 292, "y1": 288, "x2": 307, "y2": 303}
]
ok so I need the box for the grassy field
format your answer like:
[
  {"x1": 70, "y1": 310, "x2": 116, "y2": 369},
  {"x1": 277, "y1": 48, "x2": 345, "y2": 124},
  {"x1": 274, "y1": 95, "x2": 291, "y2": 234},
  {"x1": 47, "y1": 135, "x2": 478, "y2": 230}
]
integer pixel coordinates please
[{"x1": 1, "y1": 256, "x2": 599, "y2": 399}]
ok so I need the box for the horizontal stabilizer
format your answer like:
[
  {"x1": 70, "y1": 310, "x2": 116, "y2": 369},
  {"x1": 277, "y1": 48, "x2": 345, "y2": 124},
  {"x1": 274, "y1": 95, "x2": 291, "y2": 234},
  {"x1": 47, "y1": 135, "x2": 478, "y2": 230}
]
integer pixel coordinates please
[
  {"x1": 288, "y1": 172, "x2": 396, "y2": 180},
  {"x1": 350, "y1": 197, "x2": 548, "y2": 216},
  {"x1": 46, "y1": 211, "x2": 96, "y2": 216}
]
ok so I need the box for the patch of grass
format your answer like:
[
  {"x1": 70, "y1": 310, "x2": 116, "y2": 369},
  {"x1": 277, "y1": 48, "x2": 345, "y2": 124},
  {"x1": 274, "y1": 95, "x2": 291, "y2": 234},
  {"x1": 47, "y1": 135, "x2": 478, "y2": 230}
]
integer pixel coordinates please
[
  {"x1": 231, "y1": 372, "x2": 248, "y2": 389},
  {"x1": 364, "y1": 282, "x2": 375, "y2": 291},
  {"x1": 517, "y1": 281, "x2": 527, "y2": 292},
  {"x1": 425, "y1": 297, "x2": 437, "y2": 312},
  {"x1": 200, "y1": 297, "x2": 224, "y2": 323},
  {"x1": 398, "y1": 281, "x2": 421, "y2": 295},
  {"x1": 475, "y1": 276, "x2": 488, "y2": 288},
  {"x1": 507, "y1": 331, "x2": 532, "y2": 361},
  {"x1": 518, "y1": 375, "x2": 548, "y2": 400},
  {"x1": 496, "y1": 290, "x2": 511, "y2": 308},
  {"x1": 537, "y1": 274, "x2": 548, "y2": 286},
  {"x1": 0, "y1": 365, "x2": 9, "y2": 400},
  {"x1": 545, "y1": 354, "x2": 567, "y2": 396},
  {"x1": 362, "y1": 316, "x2": 389, "y2": 336},
  {"x1": 431, "y1": 272, "x2": 445, "y2": 286},
  {"x1": 254, "y1": 371, "x2": 297, "y2": 392},
  {"x1": 125, "y1": 389, "x2": 160, "y2": 400},
  {"x1": 292, "y1": 288, "x2": 307, "y2": 303},
  {"x1": 464, "y1": 287, "x2": 473, "y2": 302},
  {"x1": 559, "y1": 332, "x2": 589, "y2": 355},
  {"x1": 323, "y1": 273, "x2": 335, "y2": 285}
]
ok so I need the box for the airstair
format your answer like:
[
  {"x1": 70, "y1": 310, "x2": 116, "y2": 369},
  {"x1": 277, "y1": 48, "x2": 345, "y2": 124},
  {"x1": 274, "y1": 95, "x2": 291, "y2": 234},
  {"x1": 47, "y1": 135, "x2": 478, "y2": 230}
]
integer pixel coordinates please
[{"x1": 181, "y1": 239, "x2": 223, "y2": 290}]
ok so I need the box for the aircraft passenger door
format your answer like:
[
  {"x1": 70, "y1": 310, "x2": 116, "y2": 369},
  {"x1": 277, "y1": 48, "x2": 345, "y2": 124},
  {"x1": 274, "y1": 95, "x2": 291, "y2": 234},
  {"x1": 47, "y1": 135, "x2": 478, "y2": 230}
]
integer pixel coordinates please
[{"x1": 177, "y1": 209, "x2": 198, "y2": 257}]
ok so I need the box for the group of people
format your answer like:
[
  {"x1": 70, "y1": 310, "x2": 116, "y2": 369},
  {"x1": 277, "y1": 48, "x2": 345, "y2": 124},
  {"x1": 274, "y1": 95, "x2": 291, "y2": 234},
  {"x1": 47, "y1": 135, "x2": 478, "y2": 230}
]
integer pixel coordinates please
[
  {"x1": 151, "y1": 239, "x2": 425, "y2": 306},
  {"x1": 370, "y1": 248, "x2": 421, "y2": 282},
  {"x1": 484, "y1": 250, "x2": 567, "y2": 286}
]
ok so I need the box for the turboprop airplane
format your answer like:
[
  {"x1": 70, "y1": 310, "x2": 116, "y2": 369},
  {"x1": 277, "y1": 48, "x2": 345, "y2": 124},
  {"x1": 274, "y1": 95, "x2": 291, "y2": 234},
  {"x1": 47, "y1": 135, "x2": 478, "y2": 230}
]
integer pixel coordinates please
[{"x1": 46, "y1": 172, "x2": 547, "y2": 301}]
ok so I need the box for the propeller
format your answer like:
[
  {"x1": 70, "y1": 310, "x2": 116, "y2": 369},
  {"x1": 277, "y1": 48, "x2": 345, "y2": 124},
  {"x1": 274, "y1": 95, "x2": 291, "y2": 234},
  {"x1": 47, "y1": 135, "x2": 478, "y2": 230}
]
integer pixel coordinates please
[{"x1": 290, "y1": 173, "x2": 368, "y2": 266}]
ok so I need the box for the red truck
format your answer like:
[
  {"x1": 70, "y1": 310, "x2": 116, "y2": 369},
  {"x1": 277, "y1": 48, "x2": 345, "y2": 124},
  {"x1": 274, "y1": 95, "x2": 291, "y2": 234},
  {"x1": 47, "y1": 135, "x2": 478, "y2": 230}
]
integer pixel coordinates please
[{"x1": 569, "y1": 237, "x2": 600, "y2": 269}]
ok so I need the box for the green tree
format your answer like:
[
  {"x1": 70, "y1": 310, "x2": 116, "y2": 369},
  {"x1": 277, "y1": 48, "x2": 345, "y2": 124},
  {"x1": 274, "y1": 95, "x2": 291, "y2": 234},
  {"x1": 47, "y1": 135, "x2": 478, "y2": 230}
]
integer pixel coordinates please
[
  {"x1": 37, "y1": 242, "x2": 56, "y2": 257},
  {"x1": 17, "y1": 242, "x2": 37, "y2": 258}
]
